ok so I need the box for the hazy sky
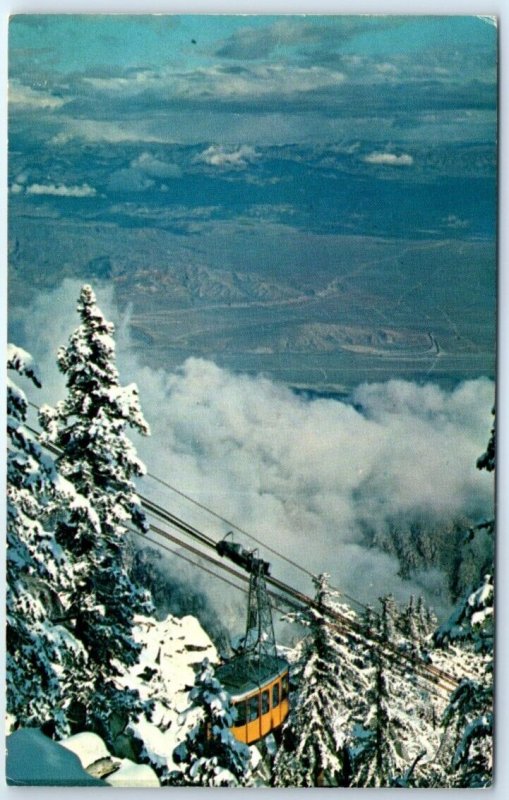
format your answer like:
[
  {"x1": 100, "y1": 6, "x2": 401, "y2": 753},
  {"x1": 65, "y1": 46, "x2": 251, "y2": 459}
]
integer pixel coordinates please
[{"x1": 9, "y1": 15, "x2": 496, "y2": 148}]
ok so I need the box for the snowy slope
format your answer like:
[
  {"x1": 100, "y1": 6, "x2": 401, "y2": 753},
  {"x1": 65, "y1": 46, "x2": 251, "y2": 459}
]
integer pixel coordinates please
[{"x1": 116, "y1": 613, "x2": 218, "y2": 778}]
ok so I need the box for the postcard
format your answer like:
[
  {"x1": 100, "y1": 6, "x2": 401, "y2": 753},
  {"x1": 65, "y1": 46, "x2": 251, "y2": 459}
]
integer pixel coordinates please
[{"x1": 6, "y1": 14, "x2": 496, "y2": 788}]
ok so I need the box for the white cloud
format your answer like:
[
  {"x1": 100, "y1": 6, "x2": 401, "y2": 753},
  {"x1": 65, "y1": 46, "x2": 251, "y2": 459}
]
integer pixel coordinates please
[
  {"x1": 84, "y1": 63, "x2": 346, "y2": 104},
  {"x1": 25, "y1": 182, "x2": 97, "y2": 198},
  {"x1": 194, "y1": 145, "x2": 260, "y2": 170},
  {"x1": 15, "y1": 279, "x2": 493, "y2": 620},
  {"x1": 363, "y1": 152, "x2": 414, "y2": 166},
  {"x1": 375, "y1": 62, "x2": 399, "y2": 76},
  {"x1": 83, "y1": 70, "x2": 155, "y2": 93},
  {"x1": 106, "y1": 153, "x2": 181, "y2": 193},
  {"x1": 51, "y1": 119, "x2": 166, "y2": 146},
  {"x1": 9, "y1": 80, "x2": 66, "y2": 110},
  {"x1": 130, "y1": 153, "x2": 181, "y2": 179}
]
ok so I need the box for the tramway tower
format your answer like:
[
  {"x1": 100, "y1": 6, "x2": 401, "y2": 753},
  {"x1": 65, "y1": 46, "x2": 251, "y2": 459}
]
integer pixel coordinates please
[{"x1": 215, "y1": 536, "x2": 289, "y2": 744}]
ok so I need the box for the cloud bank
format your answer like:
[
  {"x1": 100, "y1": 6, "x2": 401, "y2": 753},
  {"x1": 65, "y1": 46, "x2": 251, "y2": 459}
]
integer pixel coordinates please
[
  {"x1": 12, "y1": 280, "x2": 494, "y2": 623},
  {"x1": 9, "y1": 79, "x2": 66, "y2": 110},
  {"x1": 9, "y1": 16, "x2": 496, "y2": 154}
]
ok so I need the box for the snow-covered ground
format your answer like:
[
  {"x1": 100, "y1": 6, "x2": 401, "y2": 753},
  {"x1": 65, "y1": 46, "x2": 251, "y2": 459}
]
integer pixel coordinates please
[
  {"x1": 6, "y1": 729, "x2": 106, "y2": 786},
  {"x1": 6, "y1": 612, "x2": 218, "y2": 786},
  {"x1": 117, "y1": 612, "x2": 218, "y2": 777}
]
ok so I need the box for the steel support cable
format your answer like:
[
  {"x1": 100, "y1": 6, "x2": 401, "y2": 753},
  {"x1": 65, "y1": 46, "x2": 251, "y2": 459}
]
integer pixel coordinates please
[
  {"x1": 133, "y1": 528, "x2": 450, "y2": 702},
  {"x1": 142, "y1": 519, "x2": 301, "y2": 616},
  {"x1": 140, "y1": 479, "x2": 450, "y2": 658},
  {"x1": 141, "y1": 504, "x2": 459, "y2": 695},
  {"x1": 266, "y1": 574, "x2": 459, "y2": 693},
  {"x1": 142, "y1": 496, "x2": 216, "y2": 549},
  {"x1": 137, "y1": 522, "x2": 451, "y2": 702},
  {"x1": 145, "y1": 468, "x2": 366, "y2": 610},
  {"x1": 22, "y1": 415, "x2": 461, "y2": 692},
  {"x1": 145, "y1": 469, "x2": 318, "y2": 580}
]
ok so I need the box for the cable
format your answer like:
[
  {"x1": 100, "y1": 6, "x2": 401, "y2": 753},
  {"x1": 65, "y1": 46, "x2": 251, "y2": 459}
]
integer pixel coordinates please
[
  {"x1": 141, "y1": 491, "x2": 460, "y2": 691},
  {"x1": 145, "y1": 469, "x2": 367, "y2": 610},
  {"x1": 20, "y1": 412, "x2": 464, "y2": 693},
  {"x1": 140, "y1": 518, "x2": 302, "y2": 616},
  {"x1": 135, "y1": 520, "x2": 452, "y2": 703},
  {"x1": 134, "y1": 526, "x2": 452, "y2": 701},
  {"x1": 139, "y1": 502, "x2": 459, "y2": 697},
  {"x1": 137, "y1": 532, "x2": 294, "y2": 618},
  {"x1": 145, "y1": 470, "x2": 318, "y2": 581}
]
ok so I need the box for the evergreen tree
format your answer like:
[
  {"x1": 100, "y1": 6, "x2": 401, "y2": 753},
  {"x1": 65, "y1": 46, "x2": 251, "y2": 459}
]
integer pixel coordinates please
[
  {"x1": 379, "y1": 594, "x2": 399, "y2": 642},
  {"x1": 435, "y1": 575, "x2": 493, "y2": 787},
  {"x1": 350, "y1": 598, "x2": 437, "y2": 787},
  {"x1": 273, "y1": 574, "x2": 366, "y2": 787},
  {"x1": 39, "y1": 285, "x2": 152, "y2": 744},
  {"x1": 417, "y1": 596, "x2": 438, "y2": 641},
  {"x1": 6, "y1": 344, "x2": 87, "y2": 736},
  {"x1": 171, "y1": 659, "x2": 252, "y2": 787},
  {"x1": 398, "y1": 595, "x2": 437, "y2": 661},
  {"x1": 434, "y1": 412, "x2": 494, "y2": 787}
]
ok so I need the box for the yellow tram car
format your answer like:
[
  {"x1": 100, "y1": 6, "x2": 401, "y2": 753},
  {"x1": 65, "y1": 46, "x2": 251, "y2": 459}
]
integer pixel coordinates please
[
  {"x1": 217, "y1": 654, "x2": 290, "y2": 745},
  {"x1": 215, "y1": 536, "x2": 290, "y2": 745}
]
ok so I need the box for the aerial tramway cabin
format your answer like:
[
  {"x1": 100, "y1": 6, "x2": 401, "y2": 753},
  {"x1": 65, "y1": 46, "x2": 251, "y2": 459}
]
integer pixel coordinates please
[
  {"x1": 216, "y1": 653, "x2": 289, "y2": 744},
  {"x1": 215, "y1": 537, "x2": 290, "y2": 745}
]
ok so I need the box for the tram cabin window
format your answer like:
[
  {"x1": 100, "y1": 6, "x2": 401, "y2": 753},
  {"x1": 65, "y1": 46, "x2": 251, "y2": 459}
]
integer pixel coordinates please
[
  {"x1": 282, "y1": 674, "x2": 289, "y2": 700},
  {"x1": 261, "y1": 690, "x2": 270, "y2": 715},
  {"x1": 272, "y1": 682, "x2": 280, "y2": 707},
  {"x1": 247, "y1": 695, "x2": 259, "y2": 722},
  {"x1": 235, "y1": 700, "x2": 248, "y2": 726}
]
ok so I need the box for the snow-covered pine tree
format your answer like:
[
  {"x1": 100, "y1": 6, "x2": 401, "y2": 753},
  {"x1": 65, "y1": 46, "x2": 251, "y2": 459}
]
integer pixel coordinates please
[
  {"x1": 7, "y1": 344, "x2": 88, "y2": 736},
  {"x1": 273, "y1": 573, "x2": 367, "y2": 787},
  {"x1": 350, "y1": 597, "x2": 438, "y2": 787},
  {"x1": 400, "y1": 596, "x2": 420, "y2": 645},
  {"x1": 38, "y1": 285, "x2": 152, "y2": 745},
  {"x1": 171, "y1": 658, "x2": 252, "y2": 787},
  {"x1": 433, "y1": 570, "x2": 493, "y2": 788},
  {"x1": 398, "y1": 595, "x2": 437, "y2": 661},
  {"x1": 417, "y1": 596, "x2": 438, "y2": 641},
  {"x1": 434, "y1": 412, "x2": 494, "y2": 788},
  {"x1": 380, "y1": 594, "x2": 399, "y2": 642},
  {"x1": 435, "y1": 574, "x2": 493, "y2": 787}
]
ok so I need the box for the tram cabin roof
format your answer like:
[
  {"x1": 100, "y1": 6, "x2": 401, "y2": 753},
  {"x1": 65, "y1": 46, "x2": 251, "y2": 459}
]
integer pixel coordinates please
[{"x1": 216, "y1": 654, "x2": 288, "y2": 701}]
